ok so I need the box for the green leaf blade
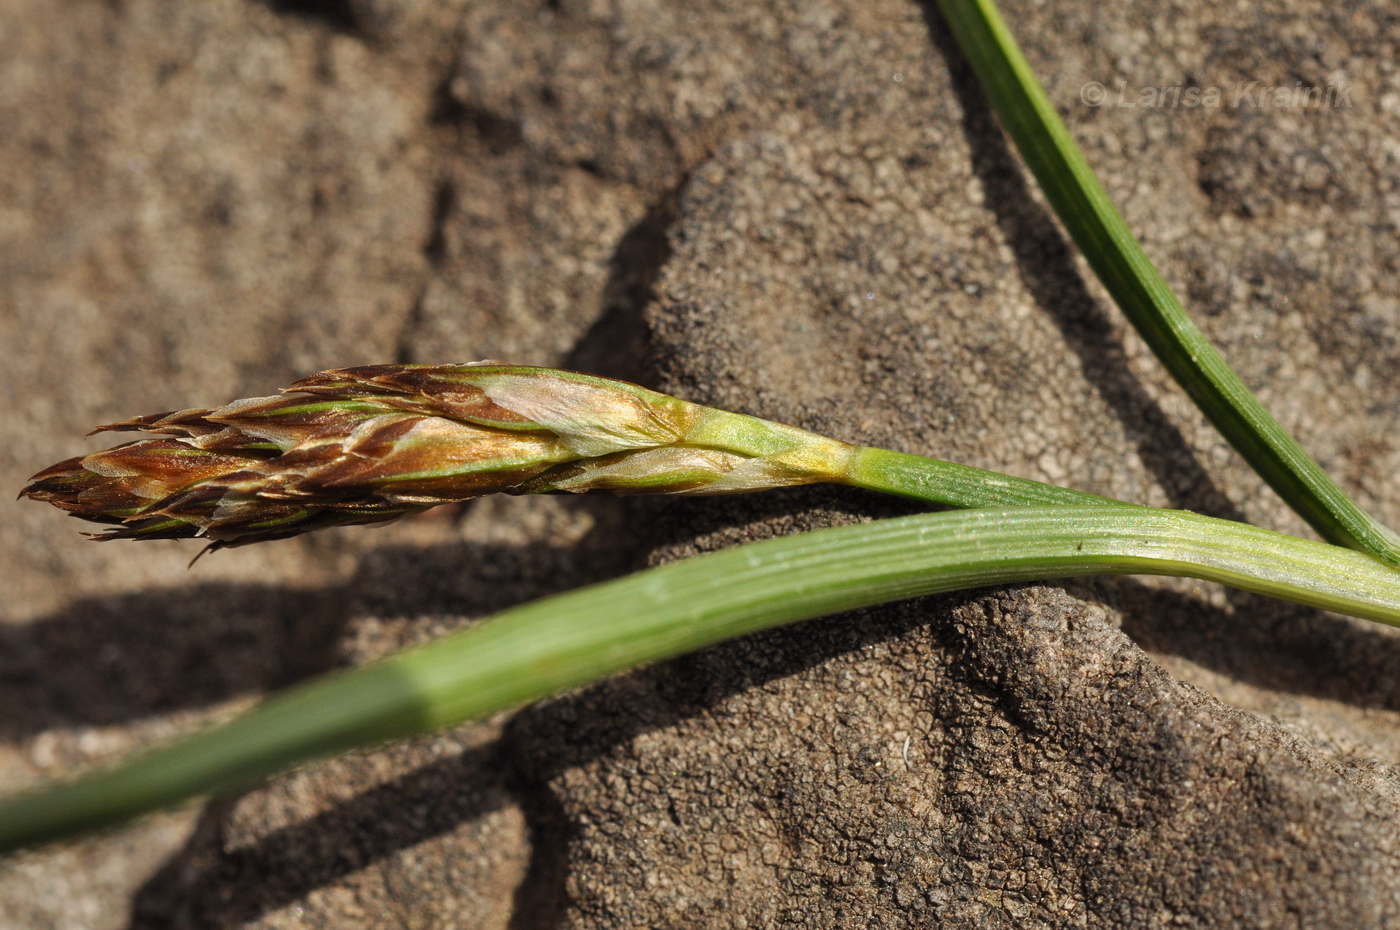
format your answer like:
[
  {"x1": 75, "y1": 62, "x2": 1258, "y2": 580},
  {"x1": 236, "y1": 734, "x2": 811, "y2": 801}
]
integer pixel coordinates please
[
  {"x1": 5, "y1": 504, "x2": 1400, "y2": 854},
  {"x1": 933, "y1": 0, "x2": 1400, "y2": 564}
]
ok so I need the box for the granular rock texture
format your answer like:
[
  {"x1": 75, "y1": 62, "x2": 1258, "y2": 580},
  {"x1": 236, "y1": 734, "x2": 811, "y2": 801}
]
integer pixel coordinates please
[
  {"x1": 5, "y1": 0, "x2": 1400, "y2": 927},
  {"x1": 513, "y1": 583, "x2": 1400, "y2": 927}
]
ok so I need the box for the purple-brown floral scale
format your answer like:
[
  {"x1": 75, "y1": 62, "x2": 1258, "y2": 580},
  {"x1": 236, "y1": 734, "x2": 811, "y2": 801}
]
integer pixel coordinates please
[{"x1": 22, "y1": 364, "x2": 854, "y2": 548}]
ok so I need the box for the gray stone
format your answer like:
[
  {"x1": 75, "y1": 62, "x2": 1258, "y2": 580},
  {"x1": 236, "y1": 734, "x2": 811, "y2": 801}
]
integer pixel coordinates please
[{"x1": 4, "y1": 0, "x2": 1400, "y2": 926}]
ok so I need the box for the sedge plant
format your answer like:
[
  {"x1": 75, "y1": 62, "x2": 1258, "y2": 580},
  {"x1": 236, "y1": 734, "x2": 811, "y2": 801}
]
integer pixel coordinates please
[{"x1": 2, "y1": 0, "x2": 1398, "y2": 857}]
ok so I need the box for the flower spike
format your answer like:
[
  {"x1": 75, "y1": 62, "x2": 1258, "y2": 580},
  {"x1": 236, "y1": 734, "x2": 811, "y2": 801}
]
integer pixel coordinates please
[{"x1": 22, "y1": 363, "x2": 855, "y2": 549}]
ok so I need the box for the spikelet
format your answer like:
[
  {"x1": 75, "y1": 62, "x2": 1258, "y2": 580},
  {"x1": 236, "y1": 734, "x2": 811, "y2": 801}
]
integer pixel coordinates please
[{"x1": 21, "y1": 364, "x2": 854, "y2": 548}]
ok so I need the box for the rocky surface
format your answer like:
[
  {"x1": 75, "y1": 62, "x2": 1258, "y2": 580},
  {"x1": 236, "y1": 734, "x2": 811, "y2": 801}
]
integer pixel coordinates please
[{"x1": 5, "y1": 0, "x2": 1400, "y2": 926}]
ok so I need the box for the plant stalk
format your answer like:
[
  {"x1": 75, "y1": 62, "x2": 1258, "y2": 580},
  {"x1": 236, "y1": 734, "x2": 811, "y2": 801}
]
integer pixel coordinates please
[{"x1": 843, "y1": 446, "x2": 1132, "y2": 509}]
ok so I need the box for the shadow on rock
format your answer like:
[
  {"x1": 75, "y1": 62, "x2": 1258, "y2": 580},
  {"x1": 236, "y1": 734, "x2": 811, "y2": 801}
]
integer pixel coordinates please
[
  {"x1": 920, "y1": 1, "x2": 1246, "y2": 526},
  {"x1": 127, "y1": 745, "x2": 515, "y2": 929},
  {"x1": 0, "y1": 499, "x2": 643, "y2": 743},
  {"x1": 125, "y1": 578, "x2": 968, "y2": 929},
  {"x1": 0, "y1": 582, "x2": 348, "y2": 743},
  {"x1": 1103, "y1": 576, "x2": 1400, "y2": 713}
]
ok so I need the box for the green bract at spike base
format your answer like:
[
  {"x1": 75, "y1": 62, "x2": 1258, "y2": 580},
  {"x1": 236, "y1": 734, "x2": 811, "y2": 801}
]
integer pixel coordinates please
[{"x1": 4, "y1": 504, "x2": 1400, "y2": 854}]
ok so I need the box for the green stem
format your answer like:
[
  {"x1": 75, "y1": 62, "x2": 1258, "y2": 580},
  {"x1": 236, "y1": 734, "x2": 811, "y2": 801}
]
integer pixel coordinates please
[
  {"x1": 844, "y1": 446, "x2": 1132, "y2": 509},
  {"x1": 5, "y1": 503, "x2": 1400, "y2": 854},
  {"x1": 933, "y1": 0, "x2": 1400, "y2": 564}
]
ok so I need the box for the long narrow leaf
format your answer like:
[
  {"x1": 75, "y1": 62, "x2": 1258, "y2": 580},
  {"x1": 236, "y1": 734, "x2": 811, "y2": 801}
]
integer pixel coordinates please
[
  {"x1": 933, "y1": 0, "x2": 1400, "y2": 564},
  {"x1": 5, "y1": 503, "x2": 1400, "y2": 853}
]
